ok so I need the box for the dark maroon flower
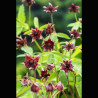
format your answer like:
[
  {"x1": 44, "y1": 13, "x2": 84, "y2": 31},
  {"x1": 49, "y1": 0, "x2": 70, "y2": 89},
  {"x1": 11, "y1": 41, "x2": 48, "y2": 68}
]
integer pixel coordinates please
[
  {"x1": 47, "y1": 63, "x2": 54, "y2": 70},
  {"x1": 68, "y1": 3, "x2": 80, "y2": 13},
  {"x1": 28, "y1": 27, "x2": 43, "y2": 42},
  {"x1": 40, "y1": 70, "x2": 50, "y2": 80},
  {"x1": 45, "y1": 83, "x2": 55, "y2": 92},
  {"x1": 23, "y1": 54, "x2": 39, "y2": 70},
  {"x1": 43, "y1": 38, "x2": 55, "y2": 51},
  {"x1": 22, "y1": 0, "x2": 35, "y2": 6},
  {"x1": 16, "y1": 37, "x2": 27, "y2": 48},
  {"x1": 56, "y1": 81, "x2": 64, "y2": 91},
  {"x1": 69, "y1": 29, "x2": 81, "y2": 38},
  {"x1": 43, "y1": 3, "x2": 58, "y2": 13},
  {"x1": 45, "y1": 23, "x2": 54, "y2": 35},
  {"x1": 61, "y1": 60, "x2": 74, "y2": 73},
  {"x1": 31, "y1": 83, "x2": 40, "y2": 93},
  {"x1": 21, "y1": 80, "x2": 28, "y2": 86},
  {"x1": 64, "y1": 43, "x2": 75, "y2": 51}
]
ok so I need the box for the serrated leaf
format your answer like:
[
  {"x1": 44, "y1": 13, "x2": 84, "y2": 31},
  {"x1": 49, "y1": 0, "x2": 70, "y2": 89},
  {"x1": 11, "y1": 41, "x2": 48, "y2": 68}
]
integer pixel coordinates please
[
  {"x1": 47, "y1": 53, "x2": 55, "y2": 64},
  {"x1": 17, "y1": 54, "x2": 25, "y2": 58},
  {"x1": 16, "y1": 86, "x2": 30, "y2": 97},
  {"x1": 67, "y1": 21, "x2": 82, "y2": 30},
  {"x1": 16, "y1": 21, "x2": 23, "y2": 36},
  {"x1": 24, "y1": 30, "x2": 32, "y2": 35},
  {"x1": 39, "y1": 23, "x2": 52, "y2": 30},
  {"x1": 21, "y1": 45, "x2": 33, "y2": 57},
  {"x1": 17, "y1": 4, "x2": 25, "y2": 24},
  {"x1": 34, "y1": 17, "x2": 39, "y2": 29},
  {"x1": 57, "y1": 33, "x2": 70, "y2": 39},
  {"x1": 59, "y1": 70, "x2": 67, "y2": 87}
]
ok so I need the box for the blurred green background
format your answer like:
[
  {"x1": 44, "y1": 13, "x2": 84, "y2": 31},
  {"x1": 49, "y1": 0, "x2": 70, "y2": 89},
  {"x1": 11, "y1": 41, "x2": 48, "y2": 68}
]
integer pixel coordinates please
[{"x1": 16, "y1": 0, "x2": 82, "y2": 77}]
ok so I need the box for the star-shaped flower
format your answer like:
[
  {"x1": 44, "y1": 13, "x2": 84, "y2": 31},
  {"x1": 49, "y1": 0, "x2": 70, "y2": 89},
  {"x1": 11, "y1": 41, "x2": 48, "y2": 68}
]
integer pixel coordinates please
[
  {"x1": 16, "y1": 37, "x2": 27, "y2": 48},
  {"x1": 43, "y1": 3, "x2": 58, "y2": 13},
  {"x1": 68, "y1": 3, "x2": 80, "y2": 13},
  {"x1": 23, "y1": 54, "x2": 39, "y2": 70},
  {"x1": 28, "y1": 27, "x2": 43, "y2": 42},
  {"x1": 61, "y1": 60, "x2": 74, "y2": 73},
  {"x1": 43, "y1": 38, "x2": 55, "y2": 51}
]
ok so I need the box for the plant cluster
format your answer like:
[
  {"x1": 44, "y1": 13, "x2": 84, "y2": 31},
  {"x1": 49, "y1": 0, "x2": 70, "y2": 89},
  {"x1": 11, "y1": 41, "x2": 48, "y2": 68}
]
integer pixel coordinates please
[{"x1": 16, "y1": 0, "x2": 82, "y2": 98}]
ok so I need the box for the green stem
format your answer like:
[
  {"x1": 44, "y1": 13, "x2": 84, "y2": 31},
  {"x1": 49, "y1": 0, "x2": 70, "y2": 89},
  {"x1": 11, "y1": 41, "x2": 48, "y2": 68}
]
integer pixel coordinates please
[
  {"x1": 62, "y1": 91, "x2": 67, "y2": 98},
  {"x1": 75, "y1": 13, "x2": 78, "y2": 22},
  {"x1": 66, "y1": 75, "x2": 73, "y2": 97},
  {"x1": 50, "y1": 13, "x2": 53, "y2": 24},
  {"x1": 73, "y1": 75, "x2": 76, "y2": 98},
  {"x1": 34, "y1": 40, "x2": 43, "y2": 52},
  {"x1": 29, "y1": 6, "x2": 31, "y2": 26}
]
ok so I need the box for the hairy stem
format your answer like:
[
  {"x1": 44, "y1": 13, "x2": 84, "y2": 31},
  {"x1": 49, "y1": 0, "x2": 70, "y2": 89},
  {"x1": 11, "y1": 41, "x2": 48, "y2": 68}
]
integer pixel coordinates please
[
  {"x1": 47, "y1": 92, "x2": 50, "y2": 98},
  {"x1": 62, "y1": 90, "x2": 67, "y2": 98},
  {"x1": 73, "y1": 75, "x2": 76, "y2": 98},
  {"x1": 34, "y1": 40, "x2": 43, "y2": 52},
  {"x1": 50, "y1": 13, "x2": 53, "y2": 24},
  {"x1": 34, "y1": 69, "x2": 36, "y2": 82},
  {"x1": 75, "y1": 13, "x2": 78, "y2": 22},
  {"x1": 52, "y1": 91, "x2": 58, "y2": 98},
  {"x1": 29, "y1": 6, "x2": 31, "y2": 26},
  {"x1": 66, "y1": 74, "x2": 73, "y2": 97}
]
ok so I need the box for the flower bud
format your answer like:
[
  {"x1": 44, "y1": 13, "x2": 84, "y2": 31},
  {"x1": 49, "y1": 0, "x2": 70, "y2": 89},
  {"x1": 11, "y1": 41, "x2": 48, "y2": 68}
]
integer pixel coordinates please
[
  {"x1": 47, "y1": 63, "x2": 54, "y2": 70},
  {"x1": 56, "y1": 81, "x2": 64, "y2": 91},
  {"x1": 45, "y1": 83, "x2": 55, "y2": 92},
  {"x1": 31, "y1": 83, "x2": 40, "y2": 93}
]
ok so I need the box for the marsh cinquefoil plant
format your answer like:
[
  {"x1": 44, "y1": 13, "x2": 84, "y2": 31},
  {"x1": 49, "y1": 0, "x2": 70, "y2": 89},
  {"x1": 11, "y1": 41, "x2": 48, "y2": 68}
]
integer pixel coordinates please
[{"x1": 16, "y1": 1, "x2": 82, "y2": 98}]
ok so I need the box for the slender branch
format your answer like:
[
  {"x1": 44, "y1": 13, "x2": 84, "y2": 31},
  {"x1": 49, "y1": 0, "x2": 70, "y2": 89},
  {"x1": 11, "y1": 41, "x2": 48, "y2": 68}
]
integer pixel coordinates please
[
  {"x1": 66, "y1": 74, "x2": 73, "y2": 97},
  {"x1": 47, "y1": 92, "x2": 50, "y2": 98},
  {"x1": 54, "y1": 67, "x2": 60, "y2": 81},
  {"x1": 69, "y1": 50, "x2": 71, "y2": 60},
  {"x1": 50, "y1": 13, "x2": 53, "y2": 24},
  {"x1": 39, "y1": 91, "x2": 45, "y2": 98},
  {"x1": 52, "y1": 91, "x2": 58, "y2": 98},
  {"x1": 73, "y1": 75, "x2": 76, "y2": 98},
  {"x1": 75, "y1": 13, "x2": 78, "y2": 22},
  {"x1": 29, "y1": 6, "x2": 31, "y2": 26},
  {"x1": 62, "y1": 90, "x2": 67, "y2": 98},
  {"x1": 34, "y1": 40, "x2": 43, "y2": 52},
  {"x1": 34, "y1": 69, "x2": 36, "y2": 82}
]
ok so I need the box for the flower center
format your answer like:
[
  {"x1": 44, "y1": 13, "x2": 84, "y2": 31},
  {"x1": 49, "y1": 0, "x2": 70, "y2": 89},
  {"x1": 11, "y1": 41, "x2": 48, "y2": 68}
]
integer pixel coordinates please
[
  {"x1": 29, "y1": 59, "x2": 34, "y2": 66},
  {"x1": 47, "y1": 42, "x2": 52, "y2": 47},
  {"x1": 34, "y1": 32, "x2": 38, "y2": 36},
  {"x1": 65, "y1": 64, "x2": 70, "y2": 69}
]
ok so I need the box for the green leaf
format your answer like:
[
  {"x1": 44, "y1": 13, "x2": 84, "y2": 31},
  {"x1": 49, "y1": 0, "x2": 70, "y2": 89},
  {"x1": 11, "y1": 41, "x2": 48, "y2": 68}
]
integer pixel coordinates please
[
  {"x1": 57, "y1": 33, "x2": 70, "y2": 39},
  {"x1": 76, "y1": 81, "x2": 82, "y2": 98},
  {"x1": 52, "y1": 51, "x2": 66, "y2": 60},
  {"x1": 16, "y1": 21, "x2": 23, "y2": 36},
  {"x1": 24, "y1": 30, "x2": 32, "y2": 35},
  {"x1": 72, "y1": 58, "x2": 82, "y2": 76},
  {"x1": 51, "y1": 33, "x2": 59, "y2": 51},
  {"x1": 71, "y1": 44, "x2": 82, "y2": 58},
  {"x1": 22, "y1": 23, "x2": 30, "y2": 32},
  {"x1": 47, "y1": 53, "x2": 55, "y2": 64},
  {"x1": 59, "y1": 70, "x2": 67, "y2": 87},
  {"x1": 67, "y1": 21, "x2": 82, "y2": 30},
  {"x1": 39, "y1": 23, "x2": 52, "y2": 30},
  {"x1": 16, "y1": 86, "x2": 30, "y2": 97},
  {"x1": 34, "y1": 17, "x2": 39, "y2": 29},
  {"x1": 17, "y1": 4, "x2": 25, "y2": 24},
  {"x1": 21, "y1": 45, "x2": 33, "y2": 57},
  {"x1": 17, "y1": 54, "x2": 25, "y2": 58},
  {"x1": 48, "y1": 72, "x2": 57, "y2": 82}
]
